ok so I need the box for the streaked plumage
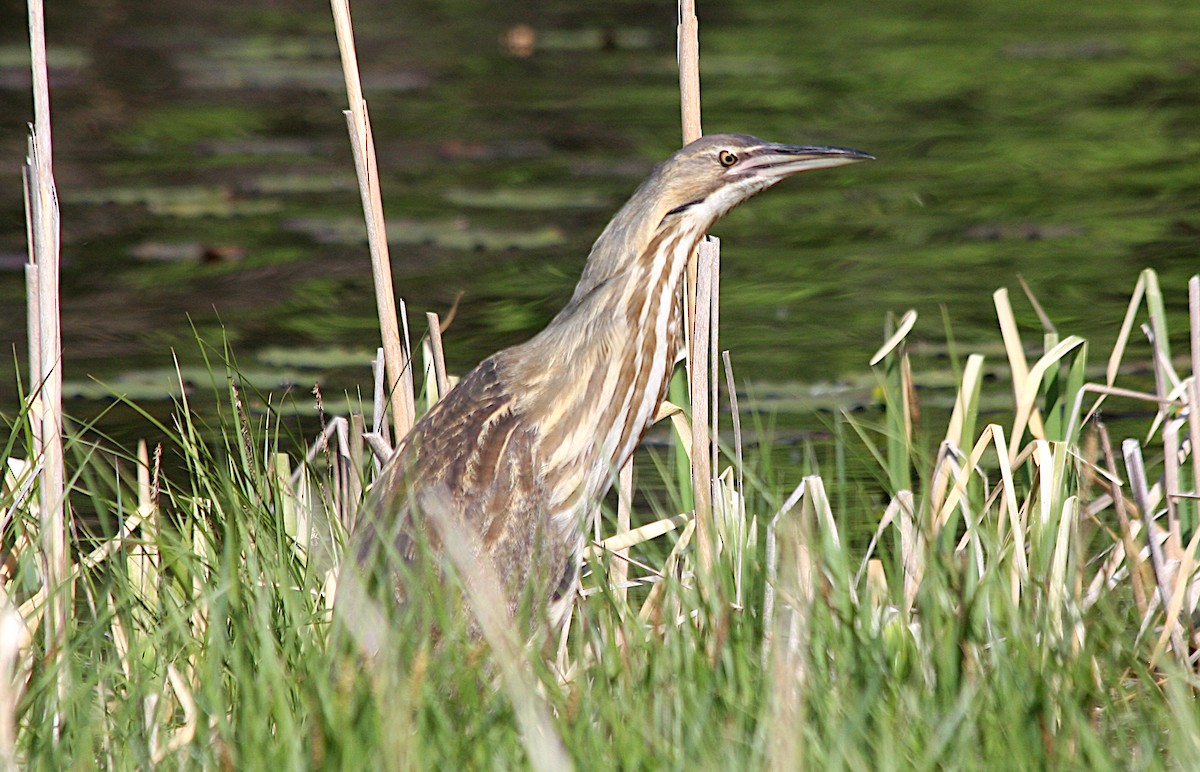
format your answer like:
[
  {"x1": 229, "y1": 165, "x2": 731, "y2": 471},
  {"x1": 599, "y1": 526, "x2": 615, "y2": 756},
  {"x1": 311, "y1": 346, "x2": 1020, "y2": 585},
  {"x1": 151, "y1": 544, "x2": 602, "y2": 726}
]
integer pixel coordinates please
[{"x1": 337, "y1": 133, "x2": 871, "y2": 642}]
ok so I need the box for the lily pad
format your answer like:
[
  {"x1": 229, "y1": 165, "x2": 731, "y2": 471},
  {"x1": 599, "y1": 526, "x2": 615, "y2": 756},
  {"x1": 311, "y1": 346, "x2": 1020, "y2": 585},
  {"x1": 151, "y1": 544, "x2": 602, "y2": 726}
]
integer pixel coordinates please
[
  {"x1": 0, "y1": 45, "x2": 88, "y2": 69},
  {"x1": 283, "y1": 216, "x2": 565, "y2": 251},
  {"x1": 195, "y1": 138, "x2": 333, "y2": 158},
  {"x1": 178, "y1": 55, "x2": 430, "y2": 92},
  {"x1": 256, "y1": 345, "x2": 377, "y2": 370},
  {"x1": 65, "y1": 186, "x2": 282, "y2": 218},
  {"x1": 239, "y1": 171, "x2": 359, "y2": 195},
  {"x1": 443, "y1": 187, "x2": 608, "y2": 210},
  {"x1": 203, "y1": 36, "x2": 338, "y2": 61},
  {"x1": 63, "y1": 366, "x2": 314, "y2": 402}
]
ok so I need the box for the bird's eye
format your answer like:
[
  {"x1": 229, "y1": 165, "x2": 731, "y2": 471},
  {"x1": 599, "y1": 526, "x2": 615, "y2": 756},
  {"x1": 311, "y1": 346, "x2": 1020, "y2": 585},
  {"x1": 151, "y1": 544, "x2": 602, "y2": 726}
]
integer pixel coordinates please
[{"x1": 718, "y1": 150, "x2": 738, "y2": 167}]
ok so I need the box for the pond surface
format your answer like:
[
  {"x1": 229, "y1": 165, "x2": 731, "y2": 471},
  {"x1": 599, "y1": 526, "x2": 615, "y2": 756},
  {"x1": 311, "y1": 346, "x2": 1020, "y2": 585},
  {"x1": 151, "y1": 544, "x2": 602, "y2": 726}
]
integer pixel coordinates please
[{"x1": 0, "y1": 0, "x2": 1198, "y2": 453}]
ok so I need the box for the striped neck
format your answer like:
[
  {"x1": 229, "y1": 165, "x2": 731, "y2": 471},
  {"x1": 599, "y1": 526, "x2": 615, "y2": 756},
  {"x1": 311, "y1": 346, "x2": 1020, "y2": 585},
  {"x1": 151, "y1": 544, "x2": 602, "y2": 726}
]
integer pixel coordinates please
[{"x1": 515, "y1": 215, "x2": 709, "y2": 523}]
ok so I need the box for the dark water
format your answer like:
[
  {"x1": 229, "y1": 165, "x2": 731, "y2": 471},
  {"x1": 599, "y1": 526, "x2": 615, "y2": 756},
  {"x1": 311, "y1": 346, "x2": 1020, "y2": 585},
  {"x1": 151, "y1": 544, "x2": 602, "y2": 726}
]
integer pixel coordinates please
[{"x1": 1, "y1": 0, "x2": 1198, "y2": 450}]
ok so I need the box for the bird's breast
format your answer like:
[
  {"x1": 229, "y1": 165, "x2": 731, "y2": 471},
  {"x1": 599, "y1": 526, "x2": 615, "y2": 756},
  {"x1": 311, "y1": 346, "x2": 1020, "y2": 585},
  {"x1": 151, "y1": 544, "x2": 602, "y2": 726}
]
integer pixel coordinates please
[{"x1": 536, "y1": 257, "x2": 691, "y2": 528}]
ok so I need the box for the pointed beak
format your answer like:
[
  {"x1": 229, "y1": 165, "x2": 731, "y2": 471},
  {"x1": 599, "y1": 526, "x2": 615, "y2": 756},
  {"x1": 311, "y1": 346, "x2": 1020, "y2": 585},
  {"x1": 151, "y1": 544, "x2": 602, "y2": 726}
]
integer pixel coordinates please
[{"x1": 735, "y1": 143, "x2": 874, "y2": 177}]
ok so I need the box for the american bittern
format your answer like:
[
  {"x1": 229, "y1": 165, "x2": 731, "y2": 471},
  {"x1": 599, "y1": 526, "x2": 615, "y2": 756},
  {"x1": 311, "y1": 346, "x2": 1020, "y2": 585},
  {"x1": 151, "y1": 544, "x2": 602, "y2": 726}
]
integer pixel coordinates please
[{"x1": 336, "y1": 133, "x2": 871, "y2": 644}]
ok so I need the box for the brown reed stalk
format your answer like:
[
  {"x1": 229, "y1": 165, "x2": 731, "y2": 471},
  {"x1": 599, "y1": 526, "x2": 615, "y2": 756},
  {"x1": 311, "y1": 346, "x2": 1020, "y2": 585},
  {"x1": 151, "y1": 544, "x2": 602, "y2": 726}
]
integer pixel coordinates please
[
  {"x1": 330, "y1": 0, "x2": 413, "y2": 441},
  {"x1": 763, "y1": 482, "x2": 814, "y2": 768},
  {"x1": 709, "y1": 244, "x2": 720, "y2": 511},
  {"x1": 690, "y1": 242, "x2": 716, "y2": 576},
  {"x1": 349, "y1": 412, "x2": 365, "y2": 512},
  {"x1": 370, "y1": 347, "x2": 390, "y2": 451},
  {"x1": 22, "y1": 203, "x2": 38, "y2": 402},
  {"x1": 1123, "y1": 439, "x2": 1187, "y2": 660},
  {"x1": 677, "y1": 0, "x2": 702, "y2": 144},
  {"x1": 613, "y1": 462, "x2": 634, "y2": 604},
  {"x1": 425, "y1": 311, "x2": 450, "y2": 399},
  {"x1": 1189, "y1": 276, "x2": 1200, "y2": 504},
  {"x1": 1096, "y1": 421, "x2": 1150, "y2": 618},
  {"x1": 677, "y1": 0, "x2": 719, "y2": 579},
  {"x1": 722, "y1": 351, "x2": 746, "y2": 605},
  {"x1": 1185, "y1": 275, "x2": 1199, "y2": 632},
  {"x1": 24, "y1": 0, "x2": 69, "y2": 735},
  {"x1": 587, "y1": 513, "x2": 691, "y2": 559}
]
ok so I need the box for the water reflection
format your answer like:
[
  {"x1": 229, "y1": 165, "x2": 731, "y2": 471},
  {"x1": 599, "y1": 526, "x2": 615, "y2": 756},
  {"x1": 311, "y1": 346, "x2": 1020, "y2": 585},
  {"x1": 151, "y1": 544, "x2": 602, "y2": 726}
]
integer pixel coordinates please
[{"x1": 0, "y1": 0, "x2": 1196, "y2": 442}]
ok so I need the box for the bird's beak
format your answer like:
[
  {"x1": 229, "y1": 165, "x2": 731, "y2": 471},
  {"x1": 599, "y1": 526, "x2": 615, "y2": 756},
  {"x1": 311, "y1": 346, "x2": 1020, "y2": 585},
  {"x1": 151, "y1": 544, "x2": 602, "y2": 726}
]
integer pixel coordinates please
[{"x1": 736, "y1": 144, "x2": 874, "y2": 177}]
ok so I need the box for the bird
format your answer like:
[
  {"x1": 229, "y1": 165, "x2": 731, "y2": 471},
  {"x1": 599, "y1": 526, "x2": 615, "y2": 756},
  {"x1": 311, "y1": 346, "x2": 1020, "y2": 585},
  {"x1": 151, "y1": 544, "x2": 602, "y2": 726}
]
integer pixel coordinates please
[{"x1": 335, "y1": 133, "x2": 872, "y2": 649}]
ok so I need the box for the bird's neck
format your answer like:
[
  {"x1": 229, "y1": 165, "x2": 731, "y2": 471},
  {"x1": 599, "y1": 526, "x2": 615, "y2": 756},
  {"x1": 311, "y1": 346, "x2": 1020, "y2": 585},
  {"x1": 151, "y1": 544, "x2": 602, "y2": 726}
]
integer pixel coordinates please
[{"x1": 514, "y1": 212, "x2": 710, "y2": 519}]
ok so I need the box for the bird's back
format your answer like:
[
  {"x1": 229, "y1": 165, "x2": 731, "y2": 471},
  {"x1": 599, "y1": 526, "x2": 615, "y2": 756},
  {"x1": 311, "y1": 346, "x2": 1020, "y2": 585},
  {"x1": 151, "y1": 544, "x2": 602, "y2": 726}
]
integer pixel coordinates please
[{"x1": 344, "y1": 349, "x2": 580, "y2": 632}]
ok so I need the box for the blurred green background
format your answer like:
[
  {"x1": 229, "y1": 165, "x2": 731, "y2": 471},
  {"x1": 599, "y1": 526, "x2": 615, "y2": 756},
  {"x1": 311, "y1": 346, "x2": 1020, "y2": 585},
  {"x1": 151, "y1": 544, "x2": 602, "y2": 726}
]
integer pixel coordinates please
[{"x1": 0, "y1": 0, "x2": 1197, "y2": 440}]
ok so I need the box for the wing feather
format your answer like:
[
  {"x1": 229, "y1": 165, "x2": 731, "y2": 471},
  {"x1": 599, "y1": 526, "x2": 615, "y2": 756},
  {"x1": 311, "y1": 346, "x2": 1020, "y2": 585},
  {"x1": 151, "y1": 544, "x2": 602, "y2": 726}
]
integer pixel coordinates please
[{"x1": 346, "y1": 353, "x2": 568, "y2": 618}]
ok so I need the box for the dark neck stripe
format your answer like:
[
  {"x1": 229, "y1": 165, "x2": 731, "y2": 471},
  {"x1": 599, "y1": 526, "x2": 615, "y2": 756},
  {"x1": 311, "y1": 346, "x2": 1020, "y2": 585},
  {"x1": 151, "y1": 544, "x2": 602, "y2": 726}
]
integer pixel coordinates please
[{"x1": 664, "y1": 197, "x2": 705, "y2": 217}]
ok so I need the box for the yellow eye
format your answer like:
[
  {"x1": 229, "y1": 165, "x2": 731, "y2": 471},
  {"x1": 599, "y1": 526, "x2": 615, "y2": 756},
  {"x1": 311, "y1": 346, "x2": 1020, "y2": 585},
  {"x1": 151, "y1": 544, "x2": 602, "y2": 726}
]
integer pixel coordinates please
[{"x1": 718, "y1": 150, "x2": 738, "y2": 167}]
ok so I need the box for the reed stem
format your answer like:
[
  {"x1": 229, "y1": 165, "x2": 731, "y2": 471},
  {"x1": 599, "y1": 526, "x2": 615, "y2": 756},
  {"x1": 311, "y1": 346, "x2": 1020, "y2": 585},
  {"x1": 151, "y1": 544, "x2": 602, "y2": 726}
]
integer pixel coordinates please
[
  {"x1": 331, "y1": 0, "x2": 413, "y2": 441},
  {"x1": 25, "y1": 0, "x2": 68, "y2": 738}
]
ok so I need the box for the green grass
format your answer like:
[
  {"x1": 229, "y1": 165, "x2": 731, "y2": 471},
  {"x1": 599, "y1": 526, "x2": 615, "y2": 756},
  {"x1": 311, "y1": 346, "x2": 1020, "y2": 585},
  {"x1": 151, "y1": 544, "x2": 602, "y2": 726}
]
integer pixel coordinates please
[{"x1": 3, "y1": 270, "x2": 1200, "y2": 769}]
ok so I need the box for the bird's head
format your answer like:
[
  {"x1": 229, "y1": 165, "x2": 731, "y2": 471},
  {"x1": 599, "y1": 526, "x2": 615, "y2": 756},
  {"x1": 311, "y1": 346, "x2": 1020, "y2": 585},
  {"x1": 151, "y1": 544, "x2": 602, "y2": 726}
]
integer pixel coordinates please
[
  {"x1": 573, "y1": 132, "x2": 872, "y2": 301},
  {"x1": 652, "y1": 132, "x2": 873, "y2": 225}
]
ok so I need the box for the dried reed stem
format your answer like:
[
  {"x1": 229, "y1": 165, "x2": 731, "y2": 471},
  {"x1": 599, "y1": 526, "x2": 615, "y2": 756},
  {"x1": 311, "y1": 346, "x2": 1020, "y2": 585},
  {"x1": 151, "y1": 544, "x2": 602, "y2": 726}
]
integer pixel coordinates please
[
  {"x1": 1163, "y1": 420, "x2": 1184, "y2": 554},
  {"x1": 1123, "y1": 439, "x2": 1187, "y2": 659},
  {"x1": 762, "y1": 480, "x2": 806, "y2": 667},
  {"x1": 22, "y1": 182, "x2": 39, "y2": 400},
  {"x1": 25, "y1": 0, "x2": 68, "y2": 735},
  {"x1": 349, "y1": 412, "x2": 365, "y2": 511},
  {"x1": 1189, "y1": 276, "x2": 1200, "y2": 499},
  {"x1": 709, "y1": 244, "x2": 720, "y2": 510},
  {"x1": 588, "y1": 512, "x2": 691, "y2": 560},
  {"x1": 331, "y1": 0, "x2": 413, "y2": 441},
  {"x1": 425, "y1": 311, "x2": 450, "y2": 398},
  {"x1": 370, "y1": 347, "x2": 390, "y2": 464},
  {"x1": 994, "y1": 288, "x2": 1047, "y2": 441},
  {"x1": 764, "y1": 483, "x2": 815, "y2": 768},
  {"x1": 613, "y1": 462, "x2": 634, "y2": 603},
  {"x1": 677, "y1": 0, "x2": 702, "y2": 145},
  {"x1": 676, "y1": 2, "x2": 723, "y2": 584},
  {"x1": 1097, "y1": 422, "x2": 1149, "y2": 617},
  {"x1": 690, "y1": 241, "x2": 716, "y2": 576},
  {"x1": 721, "y1": 350, "x2": 746, "y2": 605}
]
